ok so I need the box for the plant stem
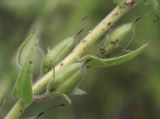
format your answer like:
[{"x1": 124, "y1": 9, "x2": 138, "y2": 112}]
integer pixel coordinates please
[
  {"x1": 33, "y1": 0, "x2": 138, "y2": 94},
  {"x1": 5, "y1": 0, "x2": 138, "y2": 118}
]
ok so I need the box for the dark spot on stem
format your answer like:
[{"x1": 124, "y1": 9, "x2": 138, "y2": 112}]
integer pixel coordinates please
[
  {"x1": 60, "y1": 63, "x2": 64, "y2": 66},
  {"x1": 114, "y1": 12, "x2": 118, "y2": 16},
  {"x1": 82, "y1": 40, "x2": 86, "y2": 43},
  {"x1": 131, "y1": 0, "x2": 136, "y2": 6},
  {"x1": 112, "y1": 12, "x2": 118, "y2": 17},
  {"x1": 107, "y1": 22, "x2": 111, "y2": 26},
  {"x1": 124, "y1": 0, "x2": 136, "y2": 7}
]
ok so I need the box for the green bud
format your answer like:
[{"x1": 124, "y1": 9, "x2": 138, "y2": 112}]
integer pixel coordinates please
[
  {"x1": 47, "y1": 63, "x2": 85, "y2": 94},
  {"x1": 42, "y1": 37, "x2": 75, "y2": 73},
  {"x1": 99, "y1": 22, "x2": 135, "y2": 57}
]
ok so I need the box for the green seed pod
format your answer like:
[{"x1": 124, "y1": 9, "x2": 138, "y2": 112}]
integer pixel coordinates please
[
  {"x1": 42, "y1": 37, "x2": 75, "y2": 73},
  {"x1": 47, "y1": 63, "x2": 85, "y2": 94},
  {"x1": 99, "y1": 21, "x2": 135, "y2": 57}
]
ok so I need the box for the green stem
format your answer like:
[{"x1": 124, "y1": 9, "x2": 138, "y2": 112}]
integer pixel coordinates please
[
  {"x1": 33, "y1": 0, "x2": 138, "y2": 94},
  {"x1": 5, "y1": 0, "x2": 138, "y2": 118}
]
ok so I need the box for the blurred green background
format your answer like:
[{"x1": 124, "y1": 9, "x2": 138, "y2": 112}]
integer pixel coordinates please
[{"x1": 0, "y1": 0, "x2": 160, "y2": 119}]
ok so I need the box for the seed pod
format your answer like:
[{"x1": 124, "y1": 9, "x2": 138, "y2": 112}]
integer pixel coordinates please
[
  {"x1": 98, "y1": 21, "x2": 135, "y2": 57},
  {"x1": 42, "y1": 37, "x2": 75, "y2": 73},
  {"x1": 47, "y1": 63, "x2": 85, "y2": 94}
]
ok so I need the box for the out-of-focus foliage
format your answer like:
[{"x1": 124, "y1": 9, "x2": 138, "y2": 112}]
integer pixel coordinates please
[{"x1": 0, "y1": 0, "x2": 160, "y2": 119}]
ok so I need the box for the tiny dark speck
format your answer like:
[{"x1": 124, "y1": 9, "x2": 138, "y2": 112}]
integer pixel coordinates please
[
  {"x1": 107, "y1": 22, "x2": 111, "y2": 26},
  {"x1": 82, "y1": 40, "x2": 86, "y2": 43},
  {"x1": 19, "y1": 110, "x2": 23, "y2": 113},
  {"x1": 60, "y1": 63, "x2": 64, "y2": 66},
  {"x1": 115, "y1": 13, "x2": 118, "y2": 16}
]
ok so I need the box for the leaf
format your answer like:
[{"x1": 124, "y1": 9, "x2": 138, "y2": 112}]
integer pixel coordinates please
[
  {"x1": 80, "y1": 44, "x2": 148, "y2": 68},
  {"x1": 13, "y1": 55, "x2": 33, "y2": 103}
]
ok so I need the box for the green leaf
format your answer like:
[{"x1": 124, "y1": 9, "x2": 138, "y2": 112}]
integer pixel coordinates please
[
  {"x1": 13, "y1": 55, "x2": 33, "y2": 103},
  {"x1": 80, "y1": 44, "x2": 148, "y2": 68}
]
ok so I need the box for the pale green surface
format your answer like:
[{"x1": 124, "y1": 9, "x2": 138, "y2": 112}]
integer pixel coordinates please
[{"x1": 13, "y1": 54, "x2": 33, "y2": 103}]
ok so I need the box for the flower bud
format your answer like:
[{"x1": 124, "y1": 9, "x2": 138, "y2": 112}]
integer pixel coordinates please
[
  {"x1": 42, "y1": 37, "x2": 75, "y2": 73},
  {"x1": 99, "y1": 22, "x2": 135, "y2": 57},
  {"x1": 47, "y1": 63, "x2": 85, "y2": 94}
]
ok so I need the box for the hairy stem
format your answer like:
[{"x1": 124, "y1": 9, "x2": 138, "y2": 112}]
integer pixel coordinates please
[{"x1": 5, "y1": 0, "x2": 138, "y2": 118}]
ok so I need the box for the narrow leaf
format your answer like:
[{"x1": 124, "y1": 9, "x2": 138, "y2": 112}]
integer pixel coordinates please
[
  {"x1": 13, "y1": 56, "x2": 33, "y2": 103},
  {"x1": 80, "y1": 44, "x2": 147, "y2": 68}
]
